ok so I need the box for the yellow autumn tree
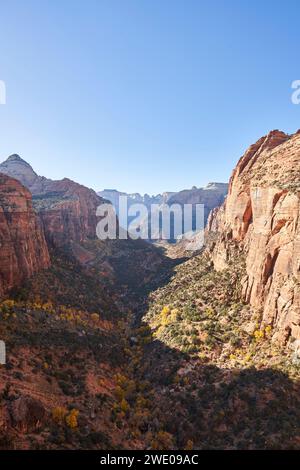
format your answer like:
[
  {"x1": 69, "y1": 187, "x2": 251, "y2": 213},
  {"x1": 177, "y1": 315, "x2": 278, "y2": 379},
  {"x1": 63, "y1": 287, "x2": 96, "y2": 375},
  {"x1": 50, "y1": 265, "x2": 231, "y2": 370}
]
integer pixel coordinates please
[
  {"x1": 66, "y1": 409, "x2": 79, "y2": 429},
  {"x1": 52, "y1": 406, "x2": 67, "y2": 424}
]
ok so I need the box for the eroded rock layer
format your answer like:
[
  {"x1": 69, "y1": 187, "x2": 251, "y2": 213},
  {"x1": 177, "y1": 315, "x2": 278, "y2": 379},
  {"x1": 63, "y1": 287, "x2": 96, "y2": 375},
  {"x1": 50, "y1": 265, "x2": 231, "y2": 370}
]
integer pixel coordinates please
[
  {"x1": 0, "y1": 173, "x2": 50, "y2": 296},
  {"x1": 207, "y1": 130, "x2": 300, "y2": 345},
  {"x1": 0, "y1": 155, "x2": 104, "y2": 248}
]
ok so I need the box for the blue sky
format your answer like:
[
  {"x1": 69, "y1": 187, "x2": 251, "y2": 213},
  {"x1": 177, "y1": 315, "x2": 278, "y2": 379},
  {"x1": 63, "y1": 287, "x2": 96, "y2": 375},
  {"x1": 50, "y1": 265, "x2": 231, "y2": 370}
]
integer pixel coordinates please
[{"x1": 0, "y1": 0, "x2": 299, "y2": 194}]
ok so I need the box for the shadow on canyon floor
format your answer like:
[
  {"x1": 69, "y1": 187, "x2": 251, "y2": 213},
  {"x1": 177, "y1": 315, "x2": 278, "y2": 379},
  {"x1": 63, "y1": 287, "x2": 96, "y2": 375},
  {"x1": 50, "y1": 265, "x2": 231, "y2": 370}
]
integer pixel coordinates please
[
  {"x1": 115, "y1": 242, "x2": 300, "y2": 449},
  {"x1": 4, "y1": 239, "x2": 300, "y2": 449},
  {"x1": 131, "y1": 335, "x2": 300, "y2": 449}
]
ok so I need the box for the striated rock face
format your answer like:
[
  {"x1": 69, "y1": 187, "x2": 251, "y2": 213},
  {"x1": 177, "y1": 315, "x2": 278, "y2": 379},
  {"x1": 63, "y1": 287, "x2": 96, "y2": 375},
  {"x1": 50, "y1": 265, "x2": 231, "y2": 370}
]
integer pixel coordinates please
[
  {"x1": 32, "y1": 178, "x2": 104, "y2": 247},
  {"x1": 0, "y1": 173, "x2": 50, "y2": 296},
  {"x1": 207, "y1": 130, "x2": 300, "y2": 345},
  {"x1": 0, "y1": 155, "x2": 104, "y2": 248},
  {"x1": 0, "y1": 154, "x2": 43, "y2": 191}
]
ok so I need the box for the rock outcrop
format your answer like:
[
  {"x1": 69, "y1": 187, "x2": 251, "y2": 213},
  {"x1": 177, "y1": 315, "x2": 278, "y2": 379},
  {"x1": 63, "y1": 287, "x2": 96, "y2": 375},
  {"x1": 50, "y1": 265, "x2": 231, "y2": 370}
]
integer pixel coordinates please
[
  {"x1": 9, "y1": 395, "x2": 46, "y2": 431},
  {"x1": 0, "y1": 155, "x2": 104, "y2": 248},
  {"x1": 207, "y1": 130, "x2": 300, "y2": 345},
  {"x1": 32, "y1": 178, "x2": 104, "y2": 247},
  {"x1": 0, "y1": 173, "x2": 50, "y2": 296}
]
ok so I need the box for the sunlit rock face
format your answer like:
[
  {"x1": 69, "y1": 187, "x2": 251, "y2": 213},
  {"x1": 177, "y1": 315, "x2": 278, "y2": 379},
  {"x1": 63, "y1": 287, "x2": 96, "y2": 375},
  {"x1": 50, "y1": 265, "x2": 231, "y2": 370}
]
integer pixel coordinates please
[
  {"x1": 0, "y1": 155, "x2": 105, "y2": 248},
  {"x1": 207, "y1": 130, "x2": 300, "y2": 345}
]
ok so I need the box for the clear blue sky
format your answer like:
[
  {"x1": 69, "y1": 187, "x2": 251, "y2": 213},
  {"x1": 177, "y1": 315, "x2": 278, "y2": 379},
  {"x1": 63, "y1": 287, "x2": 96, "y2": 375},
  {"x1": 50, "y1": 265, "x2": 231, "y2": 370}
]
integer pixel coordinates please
[{"x1": 0, "y1": 0, "x2": 299, "y2": 194}]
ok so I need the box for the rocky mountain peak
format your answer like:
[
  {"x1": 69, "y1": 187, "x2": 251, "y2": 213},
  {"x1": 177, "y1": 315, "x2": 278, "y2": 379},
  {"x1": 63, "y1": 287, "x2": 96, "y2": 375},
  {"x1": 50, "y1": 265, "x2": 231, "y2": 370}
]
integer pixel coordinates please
[
  {"x1": 3, "y1": 154, "x2": 36, "y2": 170},
  {"x1": 7, "y1": 153, "x2": 25, "y2": 161},
  {"x1": 0, "y1": 154, "x2": 38, "y2": 189},
  {"x1": 0, "y1": 154, "x2": 104, "y2": 248}
]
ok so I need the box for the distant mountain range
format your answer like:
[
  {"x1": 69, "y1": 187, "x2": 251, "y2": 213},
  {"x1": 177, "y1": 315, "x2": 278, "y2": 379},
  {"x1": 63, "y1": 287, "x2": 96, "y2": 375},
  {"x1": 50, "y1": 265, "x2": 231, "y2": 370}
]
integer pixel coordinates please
[
  {"x1": 0, "y1": 155, "x2": 228, "y2": 245},
  {"x1": 98, "y1": 189, "x2": 175, "y2": 215},
  {"x1": 99, "y1": 182, "x2": 228, "y2": 225}
]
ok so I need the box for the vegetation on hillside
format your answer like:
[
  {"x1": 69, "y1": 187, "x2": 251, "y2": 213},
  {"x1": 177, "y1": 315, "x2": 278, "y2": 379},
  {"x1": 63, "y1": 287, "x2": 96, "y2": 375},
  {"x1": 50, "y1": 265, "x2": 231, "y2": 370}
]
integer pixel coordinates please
[{"x1": 1, "y1": 242, "x2": 300, "y2": 450}]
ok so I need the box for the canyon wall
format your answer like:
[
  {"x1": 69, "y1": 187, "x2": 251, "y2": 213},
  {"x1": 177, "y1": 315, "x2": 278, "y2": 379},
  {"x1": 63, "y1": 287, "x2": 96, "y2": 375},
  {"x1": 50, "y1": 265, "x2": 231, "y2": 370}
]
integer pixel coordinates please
[
  {"x1": 0, "y1": 173, "x2": 50, "y2": 296},
  {"x1": 207, "y1": 130, "x2": 300, "y2": 344},
  {"x1": 32, "y1": 178, "x2": 103, "y2": 247},
  {"x1": 0, "y1": 155, "x2": 104, "y2": 248}
]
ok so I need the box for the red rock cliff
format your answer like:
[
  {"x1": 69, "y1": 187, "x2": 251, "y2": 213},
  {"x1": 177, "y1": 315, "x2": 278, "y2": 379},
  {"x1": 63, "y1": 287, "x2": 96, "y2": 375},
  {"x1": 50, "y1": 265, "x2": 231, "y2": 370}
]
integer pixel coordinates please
[
  {"x1": 32, "y1": 178, "x2": 103, "y2": 247},
  {"x1": 207, "y1": 130, "x2": 300, "y2": 345},
  {"x1": 0, "y1": 173, "x2": 50, "y2": 296},
  {"x1": 0, "y1": 155, "x2": 104, "y2": 248}
]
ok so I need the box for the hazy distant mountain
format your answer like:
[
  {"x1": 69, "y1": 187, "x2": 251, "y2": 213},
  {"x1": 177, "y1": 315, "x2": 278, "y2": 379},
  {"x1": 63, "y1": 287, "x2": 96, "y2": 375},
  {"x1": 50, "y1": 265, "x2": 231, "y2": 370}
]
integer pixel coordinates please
[
  {"x1": 98, "y1": 189, "x2": 175, "y2": 214},
  {"x1": 98, "y1": 183, "x2": 228, "y2": 225},
  {"x1": 167, "y1": 182, "x2": 229, "y2": 223}
]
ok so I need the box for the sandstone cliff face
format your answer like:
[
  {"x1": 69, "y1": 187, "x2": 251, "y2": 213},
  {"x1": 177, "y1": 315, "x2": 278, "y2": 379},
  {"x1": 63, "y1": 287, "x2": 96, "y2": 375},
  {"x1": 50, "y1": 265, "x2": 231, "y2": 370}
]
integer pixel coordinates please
[
  {"x1": 32, "y1": 178, "x2": 103, "y2": 247},
  {"x1": 0, "y1": 155, "x2": 104, "y2": 248},
  {"x1": 207, "y1": 130, "x2": 300, "y2": 345},
  {"x1": 0, "y1": 173, "x2": 50, "y2": 296}
]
